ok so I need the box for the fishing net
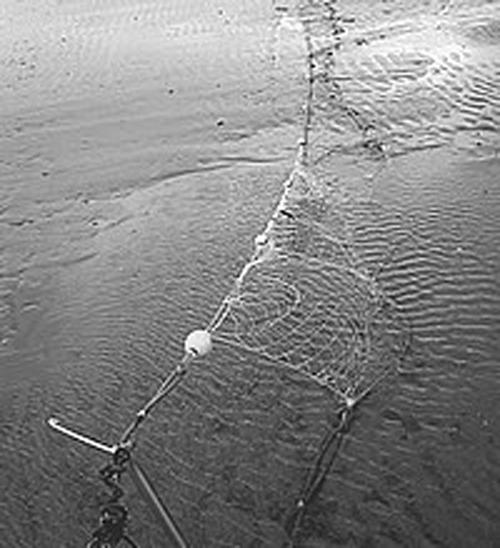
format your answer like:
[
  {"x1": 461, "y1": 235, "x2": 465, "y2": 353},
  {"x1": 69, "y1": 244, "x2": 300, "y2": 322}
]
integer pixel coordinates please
[
  {"x1": 162, "y1": 5, "x2": 413, "y2": 546},
  {"x1": 208, "y1": 160, "x2": 405, "y2": 410},
  {"x1": 163, "y1": 167, "x2": 410, "y2": 546},
  {"x1": 119, "y1": 5, "x2": 414, "y2": 547},
  {"x1": 204, "y1": 0, "x2": 408, "y2": 419},
  {"x1": 51, "y1": 3, "x2": 412, "y2": 547},
  {"x1": 175, "y1": 158, "x2": 410, "y2": 547}
]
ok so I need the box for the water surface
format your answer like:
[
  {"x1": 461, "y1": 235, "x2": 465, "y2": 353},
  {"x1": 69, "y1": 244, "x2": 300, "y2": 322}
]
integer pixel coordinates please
[{"x1": 1, "y1": 0, "x2": 499, "y2": 546}]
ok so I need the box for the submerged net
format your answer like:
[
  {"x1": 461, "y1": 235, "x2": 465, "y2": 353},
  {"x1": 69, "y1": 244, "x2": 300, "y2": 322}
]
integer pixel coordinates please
[
  {"x1": 168, "y1": 4, "x2": 413, "y2": 546},
  {"x1": 208, "y1": 158, "x2": 405, "y2": 410},
  {"x1": 77, "y1": 3, "x2": 412, "y2": 547},
  {"x1": 186, "y1": 152, "x2": 410, "y2": 546},
  {"x1": 128, "y1": 5, "x2": 413, "y2": 547},
  {"x1": 204, "y1": 0, "x2": 407, "y2": 415}
]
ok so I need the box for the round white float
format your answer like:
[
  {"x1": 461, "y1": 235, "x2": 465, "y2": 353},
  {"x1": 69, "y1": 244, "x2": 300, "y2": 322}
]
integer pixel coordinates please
[{"x1": 184, "y1": 329, "x2": 212, "y2": 357}]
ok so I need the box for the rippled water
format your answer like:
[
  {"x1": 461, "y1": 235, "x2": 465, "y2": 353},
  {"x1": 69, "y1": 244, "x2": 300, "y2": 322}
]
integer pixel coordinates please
[{"x1": 1, "y1": 0, "x2": 499, "y2": 546}]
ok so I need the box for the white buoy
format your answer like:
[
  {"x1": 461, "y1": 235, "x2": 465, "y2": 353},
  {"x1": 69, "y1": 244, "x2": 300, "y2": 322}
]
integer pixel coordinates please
[{"x1": 184, "y1": 329, "x2": 212, "y2": 358}]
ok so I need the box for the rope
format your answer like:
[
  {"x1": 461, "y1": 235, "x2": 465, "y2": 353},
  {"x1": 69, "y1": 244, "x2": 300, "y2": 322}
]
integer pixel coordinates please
[
  {"x1": 119, "y1": 358, "x2": 191, "y2": 446},
  {"x1": 285, "y1": 405, "x2": 352, "y2": 546},
  {"x1": 51, "y1": 7, "x2": 409, "y2": 545}
]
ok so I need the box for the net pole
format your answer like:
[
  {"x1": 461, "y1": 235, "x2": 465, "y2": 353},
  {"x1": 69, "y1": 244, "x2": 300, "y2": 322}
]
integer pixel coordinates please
[{"x1": 128, "y1": 457, "x2": 189, "y2": 548}]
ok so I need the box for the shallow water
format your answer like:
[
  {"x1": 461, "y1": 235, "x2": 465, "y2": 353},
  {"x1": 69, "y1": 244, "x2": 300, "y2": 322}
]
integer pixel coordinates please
[{"x1": 1, "y1": 0, "x2": 499, "y2": 546}]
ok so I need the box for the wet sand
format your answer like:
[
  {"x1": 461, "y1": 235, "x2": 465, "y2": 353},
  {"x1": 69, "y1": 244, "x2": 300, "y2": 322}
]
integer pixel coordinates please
[{"x1": 1, "y1": 0, "x2": 499, "y2": 546}]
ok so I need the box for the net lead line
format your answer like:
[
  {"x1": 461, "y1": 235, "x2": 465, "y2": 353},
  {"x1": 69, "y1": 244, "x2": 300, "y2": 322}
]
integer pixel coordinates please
[{"x1": 285, "y1": 405, "x2": 351, "y2": 545}]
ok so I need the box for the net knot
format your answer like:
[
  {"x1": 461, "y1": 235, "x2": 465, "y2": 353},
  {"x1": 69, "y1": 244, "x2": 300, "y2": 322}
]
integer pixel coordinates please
[
  {"x1": 136, "y1": 409, "x2": 146, "y2": 421},
  {"x1": 345, "y1": 396, "x2": 356, "y2": 410}
]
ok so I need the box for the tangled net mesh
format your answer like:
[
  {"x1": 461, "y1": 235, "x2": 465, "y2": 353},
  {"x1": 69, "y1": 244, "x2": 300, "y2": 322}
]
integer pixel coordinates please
[
  {"x1": 208, "y1": 159, "x2": 405, "y2": 410},
  {"x1": 162, "y1": 6, "x2": 413, "y2": 543},
  {"x1": 203, "y1": 2, "x2": 407, "y2": 412},
  {"x1": 120, "y1": 4, "x2": 412, "y2": 546},
  {"x1": 162, "y1": 154, "x2": 411, "y2": 547}
]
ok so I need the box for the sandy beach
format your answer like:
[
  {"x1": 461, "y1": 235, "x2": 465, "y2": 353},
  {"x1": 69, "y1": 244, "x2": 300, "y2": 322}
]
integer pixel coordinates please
[{"x1": 1, "y1": 0, "x2": 499, "y2": 546}]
